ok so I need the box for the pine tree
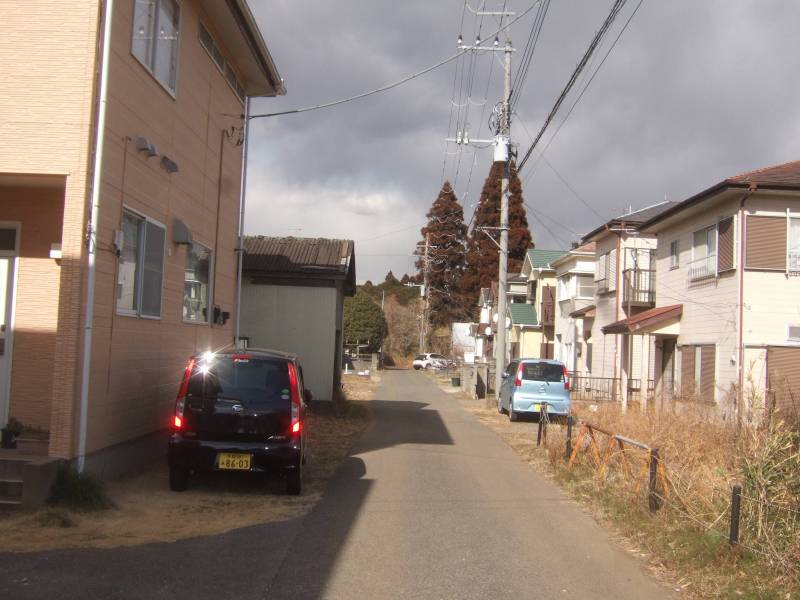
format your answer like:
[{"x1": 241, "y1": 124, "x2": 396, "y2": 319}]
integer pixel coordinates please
[
  {"x1": 415, "y1": 181, "x2": 468, "y2": 328},
  {"x1": 461, "y1": 162, "x2": 533, "y2": 312}
]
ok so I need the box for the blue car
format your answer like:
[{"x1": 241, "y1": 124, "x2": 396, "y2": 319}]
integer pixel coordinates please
[{"x1": 498, "y1": 358, "x2": 571, "y2": 421}]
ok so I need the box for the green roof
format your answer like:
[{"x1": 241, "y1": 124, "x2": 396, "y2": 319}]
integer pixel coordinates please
[
  {"x1": 526, "y1": 249, "x2": 567, "y2": 269},
  {"x1": 508, "y1": 303, "x2": 538, "y2": 326}
]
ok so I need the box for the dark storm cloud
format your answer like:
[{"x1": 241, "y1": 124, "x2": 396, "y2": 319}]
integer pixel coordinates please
[{"x1": 245, "y1": 0, "x2": 800, "y2": 281}]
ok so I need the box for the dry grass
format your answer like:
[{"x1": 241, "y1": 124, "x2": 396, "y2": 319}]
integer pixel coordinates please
[
  {"x1": 0, "y1": 376, "x2": 374, "y2": 553},
  {"x1": 449, "y1": 387, "x2": 800, "y2": 600}
]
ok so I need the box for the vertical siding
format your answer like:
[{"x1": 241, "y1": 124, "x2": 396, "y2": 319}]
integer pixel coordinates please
[{"x1": 240, "y1": 283, "x2": 338, "y2": 401}]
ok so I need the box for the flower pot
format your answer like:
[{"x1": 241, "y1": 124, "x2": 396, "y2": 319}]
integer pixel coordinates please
[{"x1": 1, "y1": 429, "x2": 17, "y2": 449}]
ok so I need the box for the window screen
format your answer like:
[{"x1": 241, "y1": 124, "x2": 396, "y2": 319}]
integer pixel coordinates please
[
  {"x1": 141, "y1": 220, "x2": 165, "y2": 317},
  {"x1": 132, "y1": 0, "x2": 181, "y2": 94},
  {"x1": 0, "y1": 228, "x2": 17, "y2": 252}
]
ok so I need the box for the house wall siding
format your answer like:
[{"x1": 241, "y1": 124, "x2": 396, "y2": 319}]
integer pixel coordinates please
[
  {"x1": 240, "y1": 282, "x2": 338, "y2": 401},
  {"x1": 82, "y1": 0, "x2": 248, "y2": 455}
]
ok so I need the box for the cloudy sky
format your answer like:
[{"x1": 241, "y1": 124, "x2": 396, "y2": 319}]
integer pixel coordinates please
[{"x1": 246, "y1": 1, "x2": 800, "y2": 283}]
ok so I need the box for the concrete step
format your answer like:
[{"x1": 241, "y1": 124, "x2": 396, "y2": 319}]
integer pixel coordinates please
[{"x1": 0, "y1": 478, "x2": 24, "y2": 501}]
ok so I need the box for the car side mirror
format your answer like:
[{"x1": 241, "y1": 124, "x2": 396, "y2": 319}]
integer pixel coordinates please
[{"x1": 501, "y1": 372, "x2": 509, "y2": 379}]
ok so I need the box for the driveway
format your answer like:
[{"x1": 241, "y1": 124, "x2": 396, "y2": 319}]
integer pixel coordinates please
[{"x1": 0, "y1": 369, "x2": 674, "y2": 599}]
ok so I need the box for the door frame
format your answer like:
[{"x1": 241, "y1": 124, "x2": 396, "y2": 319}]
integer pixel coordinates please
[{"x1": 0, "y1": 221, "x2": 21, "y2": 429}]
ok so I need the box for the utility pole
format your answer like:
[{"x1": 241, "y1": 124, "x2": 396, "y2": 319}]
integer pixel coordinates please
[
  {"x1": 494, "y1": 40, "x2": 512, "y2": 398},
  {"x1": 446, "y1": 13, "x2": 515, "y2": 397},
  {"x1": 421, "y1": 232, "x2": 430, "y2": 353}
]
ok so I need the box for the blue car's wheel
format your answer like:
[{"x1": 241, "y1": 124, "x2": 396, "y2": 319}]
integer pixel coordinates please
[{"x1": 509, "y1": 398, "x2": 518, "y2": 422}]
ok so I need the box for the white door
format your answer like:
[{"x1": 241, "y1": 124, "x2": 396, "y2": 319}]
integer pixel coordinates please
[{"x1": 0, "y1": 225, "x2": 19, "y2": 428}]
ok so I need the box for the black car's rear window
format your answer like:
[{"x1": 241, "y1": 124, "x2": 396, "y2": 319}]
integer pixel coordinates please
[
  {"x1": 521, "y1": 363, "x2": 564, "y2": 383},
  {"x1": 187, "y1": 357, "x2": 291, "y2": 408}
]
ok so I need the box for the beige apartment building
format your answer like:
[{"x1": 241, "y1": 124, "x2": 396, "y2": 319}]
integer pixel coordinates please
[{"x1": 0, "y1": 0, "x2": 283, "y2": 475}]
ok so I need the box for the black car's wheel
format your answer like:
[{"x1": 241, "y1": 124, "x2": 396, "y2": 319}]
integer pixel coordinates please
[
  {"x1": 509, "y1": 398, "x2": 518, "y2": 422},
  {"x1": 286, "y1": 462, "x2": 302, "y2": 495},
  {"x1": 169, "y1": 466, "x2": 189, "y2": 492}
]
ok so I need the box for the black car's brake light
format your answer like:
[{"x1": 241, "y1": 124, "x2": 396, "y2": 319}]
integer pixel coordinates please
[
  {"x1": 173, "y1": 358, "x2": 195, "y2": 429},
  {"x1": 287, "y1": 362, "x2": 302, "y2": 435}
]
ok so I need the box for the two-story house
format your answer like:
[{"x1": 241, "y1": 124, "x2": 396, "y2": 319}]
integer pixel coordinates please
[
  {"x1": 582, "y1": 202, "x2": 675, "y2": 408},
  {"x1": 633, "y1": 160, "x2": 800, "y2": 424},
  {"x1": 551, "y1": 242, "x2": 596, "y2": 375},
  {"x1": 508, "y1": 249, "x2": 565, "y2": 360},
  {"x1": 0, "y1": 0, "x2": 284, "y2": 480}
]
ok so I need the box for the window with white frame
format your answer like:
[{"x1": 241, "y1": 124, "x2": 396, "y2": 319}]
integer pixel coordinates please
[
  {"x1": 198, "y1": 22, "x2": 246, "y2": 101},
  {"x1": 117, "y1": 210, "x2": 165, "y2": 317},
  {"x1": 689, "y1": 225, "x2": 717, "y2": 280},
  {"x1": 132, "y1": 0, "x2": 181, "y2": 94},
  {"x1": 183, "y1": 242, "x2": 212, "y2": 322},
  {"x1": 577, "y1": 274, "x2": 594, "y2": 298},
  {"x1": 788, "y1": 217, "x2": 800, "y2": 272},
  {"x1": 669, "y1": 239, "x2": 679, "y2": 269}
]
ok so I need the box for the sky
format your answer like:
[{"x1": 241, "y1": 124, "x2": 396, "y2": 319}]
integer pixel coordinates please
[{"x1": 246, "y1": 1, "x2": 800, "y2": 283}]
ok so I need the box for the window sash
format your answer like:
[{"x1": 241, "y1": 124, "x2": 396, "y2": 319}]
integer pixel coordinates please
[
  {"x1": 788, "y1": 217, "x2": 800, "y2": 271},
  {"x1": 132, "y1": 0, "x2": 181, "y2": 94},
  {"x1": 117, "y1": 210, "x2": 165, "y2": 318},
  {"x1": 669, "y1": 240, "x2": 679, "y2": 268}
]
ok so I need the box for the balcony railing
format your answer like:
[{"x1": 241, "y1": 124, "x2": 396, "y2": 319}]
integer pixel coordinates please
[
  {"x1": 622, "y1": 268, "x2": 655, "y2": 307},
  {"x1": 569, "y1": 374, "x2": 620, "y2": 402},
  {"x1": 688, "y1": 254, "x2": 717, "y2": 281}
]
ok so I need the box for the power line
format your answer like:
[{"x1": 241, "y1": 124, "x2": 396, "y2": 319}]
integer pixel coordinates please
[
  {"x1": 509, "y1": 0, "x2": 550, "y2": 110},
  {"x1": 527, "y1": 0, "x2": 647, "y2": 174},
  {"x1": 247, "y1": 4, "x2": 541, "y2": 120},
  {"x1": 517, "y1": 0, "x2": 629, "y2": 171}
]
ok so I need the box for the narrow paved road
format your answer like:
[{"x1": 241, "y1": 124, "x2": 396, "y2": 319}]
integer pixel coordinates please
[
  {"x1": 0, "y1": 370, "x2": 675, "y2": 599},
  {"x1": 265, "y1": 369, "x2": 674, "y2": 599}
]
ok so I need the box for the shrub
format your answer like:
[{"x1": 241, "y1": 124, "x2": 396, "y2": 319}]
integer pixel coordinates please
[{"x1": 48, "y1": 464, "x2": 114, "y2": 511}]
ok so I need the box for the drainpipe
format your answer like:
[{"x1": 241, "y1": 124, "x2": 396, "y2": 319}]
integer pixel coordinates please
[
  {"x1": 234, "y1": 97, "x2": 251, "y2": 346},
  {"x1": 737, "y1": 186, "x2": 755, "y2": 430},
  {"x1": 77, "y1": 0, "x2": 114, "y2": 473}
]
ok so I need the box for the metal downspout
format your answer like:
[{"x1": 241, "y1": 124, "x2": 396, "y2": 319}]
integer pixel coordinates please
[
  {"x1": 234, "y1": 98, "x2": 251, "y2": 346},
  {"x1": 737, "y1": 187, "x2": 755, "y2": 429},
  {"x1": 78, "y1": 0, "x2": 114, "y2": 472}
]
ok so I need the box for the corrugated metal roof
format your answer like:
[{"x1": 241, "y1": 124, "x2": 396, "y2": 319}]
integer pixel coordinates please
[
  {"x1": 508, "y1": 303, "x2": 538, "y2": 326},
  {"x1": 243, "y1": 236, "x2": 353, "y2": 275},
  {"x1": 526, "y1": 249, "x2": 567, "y2": 269}
]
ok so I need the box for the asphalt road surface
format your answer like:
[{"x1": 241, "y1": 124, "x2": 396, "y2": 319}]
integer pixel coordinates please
[{"x1": 0, "y1": 369, "x2": 675, "y2": 599}]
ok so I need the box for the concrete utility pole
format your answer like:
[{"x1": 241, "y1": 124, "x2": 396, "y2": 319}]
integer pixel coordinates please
[
  {"x1": 494, "y1": 40, "x2": 512, "y2": 398},
  {"x1": 421, "y1": 232, "x2": 430, "y2": 353},
  {"x1": 448, "y1": 15, "x2": 515, "y2": 397}
]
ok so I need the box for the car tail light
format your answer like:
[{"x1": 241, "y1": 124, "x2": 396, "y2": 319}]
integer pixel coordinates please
[
  {"x1": 514, "y1": 363, "x2": 524, "y2": 388},
  {"x1": 562, "y1": 365, "x2": 570, "y2": 391},
  {"x1": 287, "y1": 362, "x2": 301, "y2": 436},
  {"x1": 173, "y1": 358, "x2": 195, "y2": 429}
]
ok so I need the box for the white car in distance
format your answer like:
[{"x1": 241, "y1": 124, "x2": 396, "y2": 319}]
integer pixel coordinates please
[{"x1": 412, "y1": 353, "x2": 449, "y2": 370}]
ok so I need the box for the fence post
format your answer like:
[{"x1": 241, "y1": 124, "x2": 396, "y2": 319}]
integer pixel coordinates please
[
  {"x1": 564, "y1": 415, "x2": 573, "y2": 461},
  {"x1": 729, "y1": 484, "x2": 742, "y2": 546},
  {"x1": 537, "y1": 403, "x2": 548, "y2": 446},
  {"x1": 648, "y1": 448, "x2": 661, "y2": 513}
]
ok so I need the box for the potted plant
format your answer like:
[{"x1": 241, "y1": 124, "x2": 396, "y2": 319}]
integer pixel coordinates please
[{"x1": 1, "y1": 417, "x2": 24, "y2": 449}]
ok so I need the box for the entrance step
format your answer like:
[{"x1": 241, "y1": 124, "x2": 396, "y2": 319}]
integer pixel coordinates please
[
  {"x1": 0, "y1": 478, "x2": 23, "y2": 501},
  {"x1": 0, "y1": 456, "x2": 61, "y2": 509}
]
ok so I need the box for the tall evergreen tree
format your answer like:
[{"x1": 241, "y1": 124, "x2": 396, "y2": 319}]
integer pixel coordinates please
[
  {"x1": 415, "y1": 181, "x2": 468, "y2": 327},
  {"x1": 461, "y1": 162, "x2": 533, "y2": 312}
]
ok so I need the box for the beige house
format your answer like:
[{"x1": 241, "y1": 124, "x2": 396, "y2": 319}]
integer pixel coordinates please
[
  {"x1": 511, "y1": 249, "x2": 565, "y2": 360},
  {"x1": 240, "y1": 237, "x2": 356, "y2": 403},
  {"x1": 581, "y1": 202, "x2": 674, "y2": 407},
  {"x1": 551, "y1": 242, "x2": 595, "y2": 374},
  {"x1": 631, "y1": 160, "x2": 800, "y2": 424},
  {"x1": 0, "y1": 0, "x2": 283, "y2": 479}
]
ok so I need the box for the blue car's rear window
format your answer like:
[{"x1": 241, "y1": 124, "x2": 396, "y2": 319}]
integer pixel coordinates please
[
  {"x1": 522, "y1": 363, "x2": 563, "y2": 382},
  {"x1": 187, "y1": 357, "x2": 290, "y2": 408}
]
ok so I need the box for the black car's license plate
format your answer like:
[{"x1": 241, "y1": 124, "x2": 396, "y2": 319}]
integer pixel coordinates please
[{"x1": 217, "y1": 453, "x2": 251, "y2": 470}]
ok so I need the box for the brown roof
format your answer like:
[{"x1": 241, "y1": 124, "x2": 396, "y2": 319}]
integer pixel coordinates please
[
  {"x1": 582, "y1": 201, "x2": 678, "y2": 244},
  {"x1": 569, "y1": 304, "x2": 596, "y2": 319},
  {"x1": 642, "y1": 159, "x2": 800, "y2": 230},
  {"x1": 243, "y1": 236, "x2": 356, "y2": 294},
  {"x1": 726, "y1": 160, "x2": 800, "y2": 187},
  {"x1": 602, "y1": 304, "x2": 682, "y2": 334}
]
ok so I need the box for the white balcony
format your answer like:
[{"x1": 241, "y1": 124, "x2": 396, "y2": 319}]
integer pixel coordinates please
[{"x1": 688, "y1": 254, "x2": 716, "y2": 281}]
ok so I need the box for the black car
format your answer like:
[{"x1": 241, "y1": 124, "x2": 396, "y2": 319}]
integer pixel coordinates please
[{"x1": 167, "y1": 349, "x2": 310, "y2": 494}]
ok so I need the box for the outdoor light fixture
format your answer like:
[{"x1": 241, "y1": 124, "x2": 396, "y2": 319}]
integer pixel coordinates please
[{"x1": 457, "y1": 34, "x2": 463, "y2": 44}]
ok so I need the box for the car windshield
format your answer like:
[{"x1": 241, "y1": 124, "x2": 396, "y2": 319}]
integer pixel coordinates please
[
  {"x1": 186, "y1": 356, "x2": 291, "y2": 408},
  {"x1": 521, "y1": 363, "x2": 563, "y2": 383}
]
